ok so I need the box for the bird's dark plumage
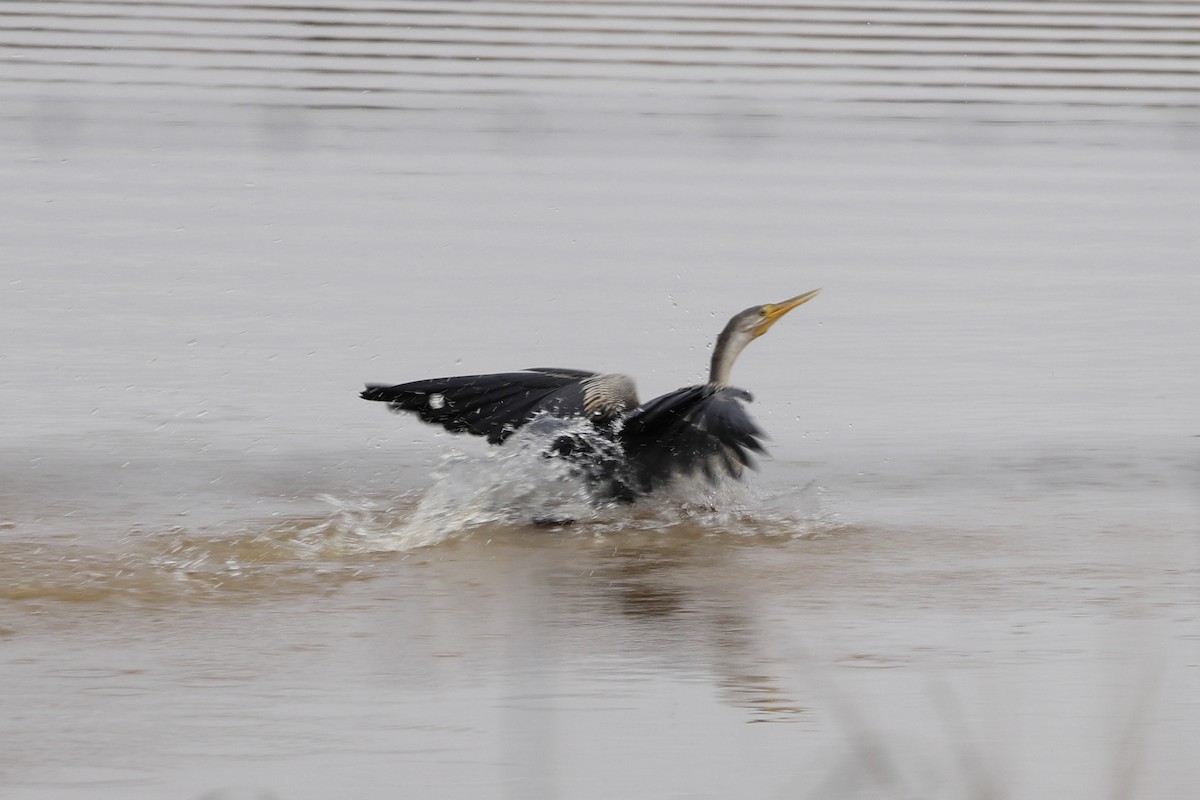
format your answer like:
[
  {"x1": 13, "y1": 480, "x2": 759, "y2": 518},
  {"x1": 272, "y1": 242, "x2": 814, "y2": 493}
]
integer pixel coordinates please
[
  {"x1": 619, "y1": 385, "x2": 766, "y2": 494},
  {"x1": 360, "y1": 368, "x2": 636, "y2": 445},
  {"x1": 361, "y1": 289, "x2": 819, "y2": 500}
]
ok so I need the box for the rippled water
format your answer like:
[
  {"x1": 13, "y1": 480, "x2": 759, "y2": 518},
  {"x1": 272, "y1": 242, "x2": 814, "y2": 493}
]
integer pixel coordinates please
[
  {"x1": 2, "y1": 2, "x2": 1199, "y2": 799},
  {"x1": 6, "y1": 0, "x2": 1200, "y2": 152}
]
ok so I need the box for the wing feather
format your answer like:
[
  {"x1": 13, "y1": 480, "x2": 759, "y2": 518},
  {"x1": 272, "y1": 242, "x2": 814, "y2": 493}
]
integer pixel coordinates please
[
  {"x1": 618, "y1": 385, "x2": 766, "y2": 493},
  {"x1": 362, "y1": 368, "x2": 637, "y2": 444}
]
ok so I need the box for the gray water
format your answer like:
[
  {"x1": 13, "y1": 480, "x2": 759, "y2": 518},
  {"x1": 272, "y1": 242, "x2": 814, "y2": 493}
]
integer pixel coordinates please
[{"x1": 2, "y1": 2, "x2": 1199, "y2": 799}]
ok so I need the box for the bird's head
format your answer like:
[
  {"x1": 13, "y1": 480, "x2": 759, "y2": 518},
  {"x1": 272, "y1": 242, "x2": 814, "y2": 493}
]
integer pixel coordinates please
[
  {"x1": 710, "y1": 289, "x2": 821, "y2": 384},
  {"x1": 724, "y1": 288, "x2": 822, "y2": 341}
]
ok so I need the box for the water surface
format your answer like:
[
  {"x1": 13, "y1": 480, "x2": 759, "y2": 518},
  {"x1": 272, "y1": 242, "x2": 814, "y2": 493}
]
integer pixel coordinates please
[{"x1": 2, "y1": 2, "x2": 1198, "y2": 798}]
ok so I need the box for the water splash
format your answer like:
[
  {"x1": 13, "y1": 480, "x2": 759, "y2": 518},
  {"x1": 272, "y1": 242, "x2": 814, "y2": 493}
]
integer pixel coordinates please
[
  {"x1": 313, "y1": 423, "x2": 625, "y2": 552},
  {"x1": 0, "y1": 428, "x2": 843, "y2": 605},
  {"x1": 307, "y1": 429, "x2": 845, "y2": 554}
]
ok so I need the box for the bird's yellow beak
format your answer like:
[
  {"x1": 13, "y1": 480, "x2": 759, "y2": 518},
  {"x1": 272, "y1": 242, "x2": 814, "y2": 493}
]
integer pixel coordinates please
[{"x1": 754, "y1": 288, "x2": 821, "y2": 337}]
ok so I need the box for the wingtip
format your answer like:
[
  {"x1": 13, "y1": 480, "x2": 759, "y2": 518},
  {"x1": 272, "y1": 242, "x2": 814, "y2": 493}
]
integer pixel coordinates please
[{"x1": 361, "y1": 384, "x2": 388, "y2": 401}]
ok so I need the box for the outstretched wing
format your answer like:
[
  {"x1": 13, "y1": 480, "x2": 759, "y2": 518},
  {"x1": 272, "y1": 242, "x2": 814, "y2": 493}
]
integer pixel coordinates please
[
  {"x1": 361, "y1": 368, "x2": 638, "y2": 444},
  {"x1": 618, "y1": 384, "x2": 766, "y2": 492}
]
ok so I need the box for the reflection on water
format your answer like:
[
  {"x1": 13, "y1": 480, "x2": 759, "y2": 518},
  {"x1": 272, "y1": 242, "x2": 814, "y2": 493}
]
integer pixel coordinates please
[{"x1": 5, "y1": 490, "x2": 1193, "y2": 798}]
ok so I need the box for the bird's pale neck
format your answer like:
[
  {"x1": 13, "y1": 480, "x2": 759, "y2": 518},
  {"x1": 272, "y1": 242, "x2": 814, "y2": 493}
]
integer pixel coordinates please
[{"x1": 708, "y1": 327, "x2": 754, "y2": 386}]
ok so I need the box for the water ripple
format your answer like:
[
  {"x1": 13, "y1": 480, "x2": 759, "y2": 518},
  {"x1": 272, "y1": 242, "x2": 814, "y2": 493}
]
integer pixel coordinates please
[{"x1": 3, "y1": 0, "x2": 1198, "y2": 149}]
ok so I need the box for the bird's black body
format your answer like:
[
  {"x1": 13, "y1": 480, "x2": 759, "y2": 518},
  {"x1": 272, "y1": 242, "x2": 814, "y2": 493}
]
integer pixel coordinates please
[
  {"x1": 619, "y1": 383, "x2": 764, "y2": 494},
  {"x1": 362, "y1": 289, "x2": 819, "y2": 502},
  {"x1": 361, "y1": 369, "x2": 765, "y2": 501}
]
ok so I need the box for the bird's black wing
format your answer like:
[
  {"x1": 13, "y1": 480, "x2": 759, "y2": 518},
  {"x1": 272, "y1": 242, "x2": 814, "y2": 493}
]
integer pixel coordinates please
[
  {"x1": 618, "y1": 384, "x2": 766, "y2": 493},
  {"x1": 361, "y1": 368, "x2": 636, "y2": 444}
]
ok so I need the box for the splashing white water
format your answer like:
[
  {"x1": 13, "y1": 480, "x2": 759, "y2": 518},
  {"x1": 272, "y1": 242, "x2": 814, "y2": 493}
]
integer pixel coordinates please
[{"x1": 309, "y1": 425, "x2": 842, "y2": 554}]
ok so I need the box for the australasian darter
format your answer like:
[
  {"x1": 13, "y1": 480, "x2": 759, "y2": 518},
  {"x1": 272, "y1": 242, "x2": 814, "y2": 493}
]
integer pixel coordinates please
[{"x1": 361, "y1": 289, "x2": 821, "y2": 501}]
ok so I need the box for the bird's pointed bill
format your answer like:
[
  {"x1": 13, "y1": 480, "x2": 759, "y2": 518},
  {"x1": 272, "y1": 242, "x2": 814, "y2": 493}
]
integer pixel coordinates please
[{"x1": 755, "y1": 288, "x2": 821, "y2": 336}]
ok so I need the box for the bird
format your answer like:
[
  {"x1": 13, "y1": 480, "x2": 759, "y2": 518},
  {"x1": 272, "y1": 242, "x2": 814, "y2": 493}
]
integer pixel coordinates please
[{"x1": 361, "y1": 289, "x2": 820, "y2": 502}]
